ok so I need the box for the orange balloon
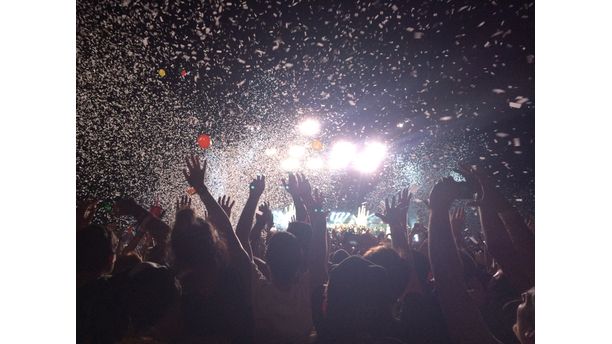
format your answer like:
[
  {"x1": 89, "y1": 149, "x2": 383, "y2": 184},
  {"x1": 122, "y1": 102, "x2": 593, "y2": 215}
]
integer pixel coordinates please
[
  {"x1": 197, "y1": 134, "x2": 211, "y2": 149},
  {"x1": 311, "y1": 140, "x2": 323, "y2": 151}
]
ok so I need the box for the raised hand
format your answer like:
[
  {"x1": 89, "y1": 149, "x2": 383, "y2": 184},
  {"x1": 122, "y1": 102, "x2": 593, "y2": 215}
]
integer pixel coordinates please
[
  {"x1": 217, "y1": 195, "x2": 236, "y2": 218},
  {"x1": 255, "y1": 201, "x2": 274, "y2": 227},
  {"x1": 428, "y1": 177, "x2": 461, "y2": 211},
  {"x1": 308, "y1": 188, "x2": 328, "y2": 218},
  {"x1": 249, "y1": 175, "x2": 266, "y2": 197},
  {"x1": 281, "y1": 172, "x2": 299, "y2": 195},
  {"x1": 175, "y1": 195, "x2": 192, "y2": 214},
  {"x1": 296, "y1": 173, "x2": 313, "y2": 201},
  {"x1": 375, "y1": 187, "x2": 411, "y2": 227},
  {"x1": 182, "y1": 155, "x2": 208, "y2": 191},
  {"x1": 456, "y1": 164, "x2": 510, "y2": 211}
]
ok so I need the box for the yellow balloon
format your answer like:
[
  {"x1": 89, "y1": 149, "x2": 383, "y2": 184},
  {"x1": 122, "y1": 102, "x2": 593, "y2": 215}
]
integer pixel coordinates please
[{"x1": 158, "y1": 68, "x2": 166, "y2": 77}]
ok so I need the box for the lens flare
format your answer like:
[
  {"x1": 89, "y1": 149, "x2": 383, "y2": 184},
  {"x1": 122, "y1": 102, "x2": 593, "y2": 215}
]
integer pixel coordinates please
[
  {"x1": 280, "y1": 158, "x2": 300, "y2": 171},
  {"x1": 329, "y1": 141, "x2": 356, "y2": 170},
  {"x1": 298, "y1": 118, "x2": 321, "y2": 137},
  {"x1": 305, "y1": 157, "x2": 324, "y2": 170},
  {"x1": 288, "y1": 145, "x2": 306, "y2": 158},
  {"x1": 353, "y1": 142, "x2": 387, "y2": 173}
]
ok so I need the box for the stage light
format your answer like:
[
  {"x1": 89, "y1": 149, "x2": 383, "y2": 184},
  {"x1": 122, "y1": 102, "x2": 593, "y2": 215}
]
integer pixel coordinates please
[
  {"x1": 329, "y1": 141, "x2": 356, "y2": 170},
  {"x1": 353, "y1": 142, "x2": 387, "y2": 173},
  {"x1": 272, "y1": 204, "x2": 296, "y2": 230},
  {"x1": 298, "y1": 118, "x2": 320, "y2": 137},
  {"x1": 265, "y1": 148, "x2": 278, "y2": 156},
  {"x1": 305, "y1": 157, "x2": 324, "y2": 170},
  {"x1": 280, "y1": 158, "x2": 300, "y2": 171},
  {"x1": 288, "y1": 145, "x2": 306, "y2": 158}
]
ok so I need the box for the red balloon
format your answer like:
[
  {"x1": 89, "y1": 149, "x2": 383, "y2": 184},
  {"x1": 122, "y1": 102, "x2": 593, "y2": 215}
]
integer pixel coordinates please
[{"x1": 197, "y1": 134, "x2": 211, "y2": 149}]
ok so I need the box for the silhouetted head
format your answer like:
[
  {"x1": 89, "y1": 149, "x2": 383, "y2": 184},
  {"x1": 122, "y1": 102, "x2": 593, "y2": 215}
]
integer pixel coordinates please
[
  {"x1": 171, "y1": 214, "x2": 224, "y2": 273},
  {"x1": 122, "y1": 262, "x2": 180, "y2": 334},
  {"x1": 265, "y1": 231, "x2": 302, "y2": 285},
  {"x1": 324, "y1": 256, "x2": 394, "y2": 339},
  {"x1": 364, "y1": 246, "x2": 411, "y2": 300},
  {"x1": 77, "y1": 224, "x2": 117, "y2": 276}
]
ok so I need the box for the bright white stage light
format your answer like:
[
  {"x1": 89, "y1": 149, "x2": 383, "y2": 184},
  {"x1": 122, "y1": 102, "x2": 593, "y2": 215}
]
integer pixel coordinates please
[
  {"x1": 265, "y1": 148, "x2": 278, "y2": 156},
  {"x1": 298, "y1": 118, "x2": 321, "y2": 137},
  {"x1": 280, "y1": 158, "x2": 300, "y2": 171},
  {"x1": 305, "y1": 157, "x2": 324, "y2": 170},
  {"x1": 353, "y1": 142, "x2": 387, "y2": 173},
  {"x1": 329, "y1": 141, "x2": 356, "y2": 170},
  {"x1": 272, "y1": 204, "x2": 296, "y2": 230},
  {"x1": 288, "y1": 145, "x2": 306, "y2": 158}
]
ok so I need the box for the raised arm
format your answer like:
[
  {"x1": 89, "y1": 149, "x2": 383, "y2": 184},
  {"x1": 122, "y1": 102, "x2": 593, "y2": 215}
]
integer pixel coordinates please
[
  {"x1": 250, "y1": 202, "x2": 273, "y2": 259},
  {"x1": 113, "y1": 198, "x2": 171, "y2": 264},
  {"x1": 458, "y1": 165, "x2": 534, "y2": 291},
  {"x1": 427, "y1": 177, "x2": 500, "y2": 344},
  {"x1": 304, "y1": 187, "x2": 329, "y2": 288},
  {"x1": 375, "y1": 188, "x2": 411, "y2": 258},
  {"x1": 236, "y1": 176, "x2": 266, "y2": 260},
  {"x1": 497, "y1": 208, "x2": 535, "y2": 279},
  {"x1": 450, "y1": 207, "x2": 467, "y2": 251},
  {"x1": 182, "y1": 155, "x2": 250, "y2": 268},
  {"x1": 217, "y1": 195, "x2": 236, "y2": 219},
  {"x1": 282, "y1": 173, "x2": 309, "y2": 223}
]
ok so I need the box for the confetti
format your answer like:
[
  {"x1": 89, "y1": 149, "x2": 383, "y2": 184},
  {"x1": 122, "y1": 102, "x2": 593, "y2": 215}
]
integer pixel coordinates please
[{"x1": 76, "y1": 0, "x2": 534, "y2": 218}]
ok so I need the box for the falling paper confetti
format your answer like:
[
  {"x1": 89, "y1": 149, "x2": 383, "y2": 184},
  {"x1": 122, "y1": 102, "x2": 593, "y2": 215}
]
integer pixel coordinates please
[{"x1": 76, "y1": 0, "x2": 534, "y2": 219}]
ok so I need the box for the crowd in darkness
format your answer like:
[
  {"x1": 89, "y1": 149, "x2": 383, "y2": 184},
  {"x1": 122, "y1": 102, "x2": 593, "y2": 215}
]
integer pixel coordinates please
[{"x1": 77, "y1": 155, "x2": 534, "y2": 344}]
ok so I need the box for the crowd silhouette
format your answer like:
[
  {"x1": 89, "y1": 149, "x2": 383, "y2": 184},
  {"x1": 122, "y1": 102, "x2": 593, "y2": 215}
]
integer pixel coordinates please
[{"x1": 77, "y1": 155, "x2": 534, "y2": 344}]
